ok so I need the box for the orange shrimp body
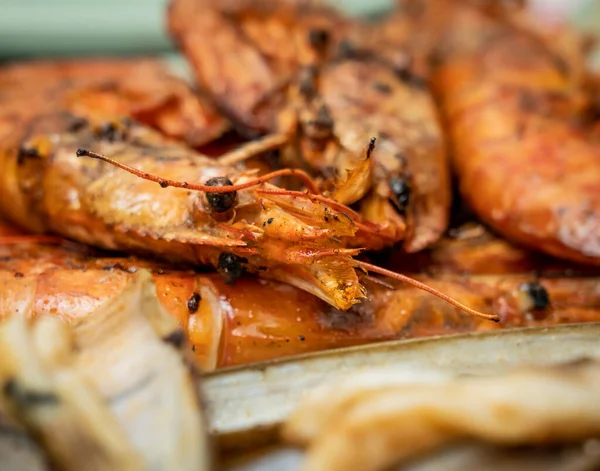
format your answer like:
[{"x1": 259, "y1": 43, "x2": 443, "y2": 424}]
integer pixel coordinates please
[
  {"x1": 169, "y1": 0, "x2": 451, "y2": 251},
  {"x1": 0, "y1": 113, "x2": 394, "y2": 310},
  {"x1": 3, "y1": 229, "x2": 600, "y2": 370},
  {"x1": 315, "y1": 56, "x2": 449, "y2": 251},
  {"x1": 428, "y1": 3, "x2": 600, "y2": 265}
]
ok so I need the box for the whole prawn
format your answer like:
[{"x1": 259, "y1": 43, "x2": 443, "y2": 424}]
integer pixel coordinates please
[
  {"x1": 3, "y1": 224, "x2": 600, "y2": 370},
  {"x1": 424, "y1": 0, "x2": 600, "y2": 265},
  {"x1": 0, "y1": 113, "x2": 367, "y2": 311},
  {"x1": 168, "y1": 0, "x2": 451, "y2": 252}
]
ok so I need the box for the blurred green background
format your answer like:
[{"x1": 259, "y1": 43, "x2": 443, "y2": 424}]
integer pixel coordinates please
[
  {"x1": 0, "y1": 0, "x2": 393, "y2": 60},
  {"x1": 0, "y1": 0, "x2": 597, "y2": 62}
]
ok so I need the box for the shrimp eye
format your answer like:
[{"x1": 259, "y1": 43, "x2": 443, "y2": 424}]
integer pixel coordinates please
[
  {"x1": 205, "y1": 176, "x2": 236, "y2": 213},
  {"x1": 518, "y1": 282, "x2": 550, "y2": 311},
  {"x1": 217, "y1": 252, "x2": 248, "y2": 285},
  {"x1": 389, "y1": 177, "x2": 411, "y2": 214}
]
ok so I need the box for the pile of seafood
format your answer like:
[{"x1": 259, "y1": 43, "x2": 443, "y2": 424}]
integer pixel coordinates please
[{"x1": 1, "y1": 0, "x2": 600, "y2": 469}]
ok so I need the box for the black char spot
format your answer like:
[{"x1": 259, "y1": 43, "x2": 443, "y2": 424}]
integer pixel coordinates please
[
  {"x1": 307, "y1": 105, "x2": 333, "y2": 133},
  {"x1": 373, "y1": 81, "x2": 392, "y2": 94},
  {"x1": 67, "y1": 116, "x2": 89, "y2": 132},
  {"x1": 95, "y1": 122, "x2": 126, "y2": 142},
  {"x1": 16, "y1": 147, "x2": 40, "y2": 165},
  {"x1": 299, "y1": 66, "x2": 318, "y2": 97},
  {"x1": 337, "y1": 39, "x2": 356, "y2": 58},
  {"x1": 396, "y1": 69, "x2": 427, "y2": 89},
  {"x1": 307, "y1": 28, "x2": 330, "y2": 51},
  {"x1": 187, "y1": 292, "x2": 201, "y2": 314}
]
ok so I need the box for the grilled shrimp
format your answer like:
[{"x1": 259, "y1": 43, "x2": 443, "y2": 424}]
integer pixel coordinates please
[
  {"x1": 423, "y1": 1, "x2": 600, "y2": 265},
  {"x1": 168, "y1": 0, "x2": 451, "y2": 251},
  {"x1": 0, "y1": 113, "x2": 376, "y2": 310},
  {"x1": 3, "y1": 228, "x2": 600, "y2": 370},
  {"x1": 0, "y1": 57, "x2": 228, "y2": 148}
]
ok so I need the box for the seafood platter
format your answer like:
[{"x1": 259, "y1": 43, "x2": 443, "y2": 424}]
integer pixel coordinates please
[{"x1": 1, "y1": 0, "x2": 600, "y2": 470}]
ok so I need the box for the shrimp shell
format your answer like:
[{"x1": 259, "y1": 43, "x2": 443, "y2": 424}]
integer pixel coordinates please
[
  {"x1": 3, "y1": 227, "x2": 600, "y2": 370},
  {"x1": 430, "y1": 3, "x2": 600, "y2": 265},
  {"x1": 168, "y1": 0, "x2": 451, "y2": 251},
  {"x1": 0, "y1": 113, "x2": 385, "y2": 310}
]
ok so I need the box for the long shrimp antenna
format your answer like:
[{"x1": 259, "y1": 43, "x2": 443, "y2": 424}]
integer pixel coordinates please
[
  {"x1": 357, "y1": 261, "x2": 501, "y2": 322},
  {"x1": 76, "y1": 149, "x2": 321, "y2": 195},
  {"x1": 74, "y1": 149, "x2": 392, "y2": 234}
]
